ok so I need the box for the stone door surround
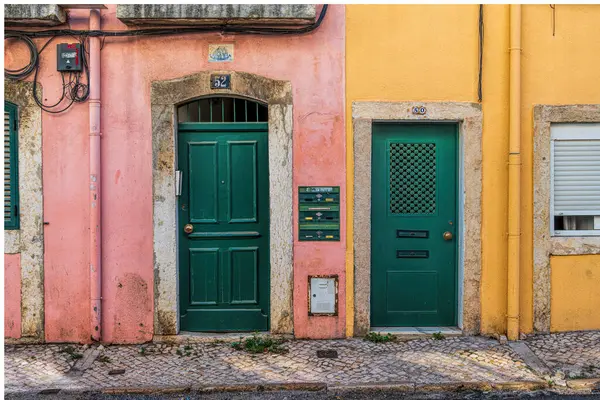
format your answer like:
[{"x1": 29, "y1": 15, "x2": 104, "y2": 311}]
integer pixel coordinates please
[
  {"x1": 152, "y1": 71, "x2": 294, "y2": 335},
  {"x1": 352, "y1": 101, "x2": 483, "y2": 336}
]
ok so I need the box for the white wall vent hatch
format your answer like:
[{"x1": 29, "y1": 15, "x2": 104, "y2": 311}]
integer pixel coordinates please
[{"x1": 309, "y1": 276, "x2": 338, "y2": 316}]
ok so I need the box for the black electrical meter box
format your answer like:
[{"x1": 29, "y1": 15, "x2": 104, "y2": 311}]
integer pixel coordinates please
[{"x1": 57, "y1": 43, "x2": 82, "y2": 72}]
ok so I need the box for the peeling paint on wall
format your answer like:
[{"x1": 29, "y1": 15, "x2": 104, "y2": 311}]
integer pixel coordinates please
[{"x1": 4, "y1": 254, "x2": 22, "y2": 338}]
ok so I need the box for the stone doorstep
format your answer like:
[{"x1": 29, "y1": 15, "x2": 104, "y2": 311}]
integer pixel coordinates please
[{"x1": 371, "y1": 327, "x2": 463, "y2": 341}]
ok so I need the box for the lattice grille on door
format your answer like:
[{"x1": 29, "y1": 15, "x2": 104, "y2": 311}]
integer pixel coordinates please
[{"x1": 389, "y1": 142, "x2": 436, "y2": 214}]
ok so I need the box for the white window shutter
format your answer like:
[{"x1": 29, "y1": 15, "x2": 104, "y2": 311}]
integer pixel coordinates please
[{"x1": 553, "y1": 139, "x2": 600, "y2": 216}]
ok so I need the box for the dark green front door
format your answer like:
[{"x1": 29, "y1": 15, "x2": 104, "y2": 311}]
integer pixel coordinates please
[
  {"x1": 178, "y1": 122, "x2": 269, "y2": 332},
  {"x1": 371, "y1": 123, "x2": 458, "y2": 327}
]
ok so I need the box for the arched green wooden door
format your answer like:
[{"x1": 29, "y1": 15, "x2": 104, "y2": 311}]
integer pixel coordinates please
[{"x1": 178, "y1": 97, "x2": 270, "y2": 332}]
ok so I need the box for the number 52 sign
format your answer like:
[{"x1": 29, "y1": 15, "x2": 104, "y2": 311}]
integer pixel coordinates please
[{"x1": 210, "y1": 74, "x2": 231, "y2": 89}]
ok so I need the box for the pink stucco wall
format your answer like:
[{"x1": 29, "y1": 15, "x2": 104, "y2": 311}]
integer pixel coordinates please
[
  {"x1": 8, "y1": 4, "x2": 345, "y2": 342},
  {"x1": 5, "y1": 254, "x2": 21, "y2": 338}
]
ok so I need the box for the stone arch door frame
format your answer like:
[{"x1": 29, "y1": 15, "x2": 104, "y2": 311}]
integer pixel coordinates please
[
  {"x1": 352, "y1": 101, "x2": 483, "y2": 336},
  {"x1": 152, "y1": 71, "x2": 294, "y2": 335}
]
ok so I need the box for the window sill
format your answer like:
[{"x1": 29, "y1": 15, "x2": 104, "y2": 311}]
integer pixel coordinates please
[
  {"x1": 553, "y1": 230, "x2": 600, "y2": 237},
  {"x1": 550, "y1": 236, "x2": 600, "y2": 256}
]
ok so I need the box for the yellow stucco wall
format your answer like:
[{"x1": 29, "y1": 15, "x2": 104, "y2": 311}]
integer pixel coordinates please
[
  {"x1": 346, "y1": 4, "x2": 600, "y2": 336},
  {"x1": 551, "y1": 255, "x2": 600, "y2": 332},
  {"x1": 521, "y1": 5, "x2": 600, "y2": 333}
]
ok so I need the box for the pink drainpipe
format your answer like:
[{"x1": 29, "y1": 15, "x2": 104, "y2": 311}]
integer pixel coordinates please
[{"x1": 89, "y1": 8, "x2": 102, "y2": 342}]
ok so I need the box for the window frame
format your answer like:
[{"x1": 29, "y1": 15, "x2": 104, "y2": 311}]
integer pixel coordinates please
[
  {"x1": 4, "y1": 101, "x2": 19, "y2": 230},
  {"x1": 550, "y1": 123, "x2": 600, "y2": 237}
]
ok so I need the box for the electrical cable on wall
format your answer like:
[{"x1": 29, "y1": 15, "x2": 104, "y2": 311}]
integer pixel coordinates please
[
  {"x1": 5, "y1": 33, "x2": 90, "y2": 113},
  {"x1": 550, "y1": 5, "x2": 556, "y2": 36},
  {"x1": 4, "y1": 33, "x2": 37, "y2": 80},
  {"x1": 4, "y1": 5, "x2": 328, "y2": 113}
]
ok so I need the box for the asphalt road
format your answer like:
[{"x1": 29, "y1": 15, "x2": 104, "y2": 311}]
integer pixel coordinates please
[{"x1": 5, "y1": 390, "x2": 600, "y2": 400}]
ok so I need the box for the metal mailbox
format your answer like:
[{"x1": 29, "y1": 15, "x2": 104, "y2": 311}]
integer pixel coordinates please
[
  {"x1": 298, "y1": 226, "x2": 340, "y2": 241},
  {"x1": 298, "y1": 186, "x2": 340, "y2": 241},
  {"x1": 299, "y1": 192, "x2": 340, "y2": 204},
  {"x1": 299, "y1": 205, "x2": 340, "y2": 223}
]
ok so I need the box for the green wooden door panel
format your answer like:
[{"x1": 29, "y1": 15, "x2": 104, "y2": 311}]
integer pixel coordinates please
[
  {"x1": 230, "y1": 247, "x2": 259, "y2": 304},
  {"x1": 386, "y1": 271, "x2": 438, "y2": 312},
  {"x1": 371, "y1": 123, "x2": 458, "y2": 327},
  {"x1": 179, "y1": 124, "x2": 269, "y2": 332},
  {"x1": 181, "y1": 309, "x2": 268, "y2": 332},
  {"x1": 189, "y1": 142, "x2": 218, "y2": 223},
  {"x1": 190, "y1": 248, "x2": 219, "y2": 305},
  {"x1": 228, "y1": 141, "x2": 258, "y2": 223}
]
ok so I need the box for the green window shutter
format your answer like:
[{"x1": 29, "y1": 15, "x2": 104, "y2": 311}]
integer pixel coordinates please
[{"x1": 4, "y1": 102, "x2": 19, "y2": 230}]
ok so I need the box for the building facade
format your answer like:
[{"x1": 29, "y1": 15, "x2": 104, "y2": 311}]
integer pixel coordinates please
[{"x1": 4, "y1": 4, "x2": 600, "y2": 344}]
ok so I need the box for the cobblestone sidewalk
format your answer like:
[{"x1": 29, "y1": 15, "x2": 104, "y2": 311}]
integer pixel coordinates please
[
  {"x1": 4, "y1": 331, "x2": 599, "y2": 395},
  {"x1": 526, "y1": 331, "x2": 600, "y2": 379}
]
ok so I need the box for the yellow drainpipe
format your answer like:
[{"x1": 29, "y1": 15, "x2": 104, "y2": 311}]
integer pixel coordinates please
[{"x1": 507, "y1": 4, "x2": 522, "y2": 341}]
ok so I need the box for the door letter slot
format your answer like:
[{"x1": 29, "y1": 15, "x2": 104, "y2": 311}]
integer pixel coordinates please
[
  {"x1": 396, "y1": 230, "x2": 429, "y2": 239},
  {"x1": 396, "y1": 250, "x2": 429, "y2": 258}
]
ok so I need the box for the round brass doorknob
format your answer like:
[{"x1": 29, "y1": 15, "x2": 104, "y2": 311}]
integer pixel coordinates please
[
  {"x1": 184, "y1": 224, "x2": 194, "y2": 234},
  {"x1": 443, "y1": 231, "x2": 453, "y2": 241}
]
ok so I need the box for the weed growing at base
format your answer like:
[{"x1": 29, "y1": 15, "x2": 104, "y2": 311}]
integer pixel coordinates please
[
  {"x1": 59, "y1": 345, "x2": 83, "y2": 360},
  {"x1": 364, "y1": 332, "x2": 396, "y2": 343},
  {"x1": 232, "y1": 334, "x2": 288, "y2": 354}
]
